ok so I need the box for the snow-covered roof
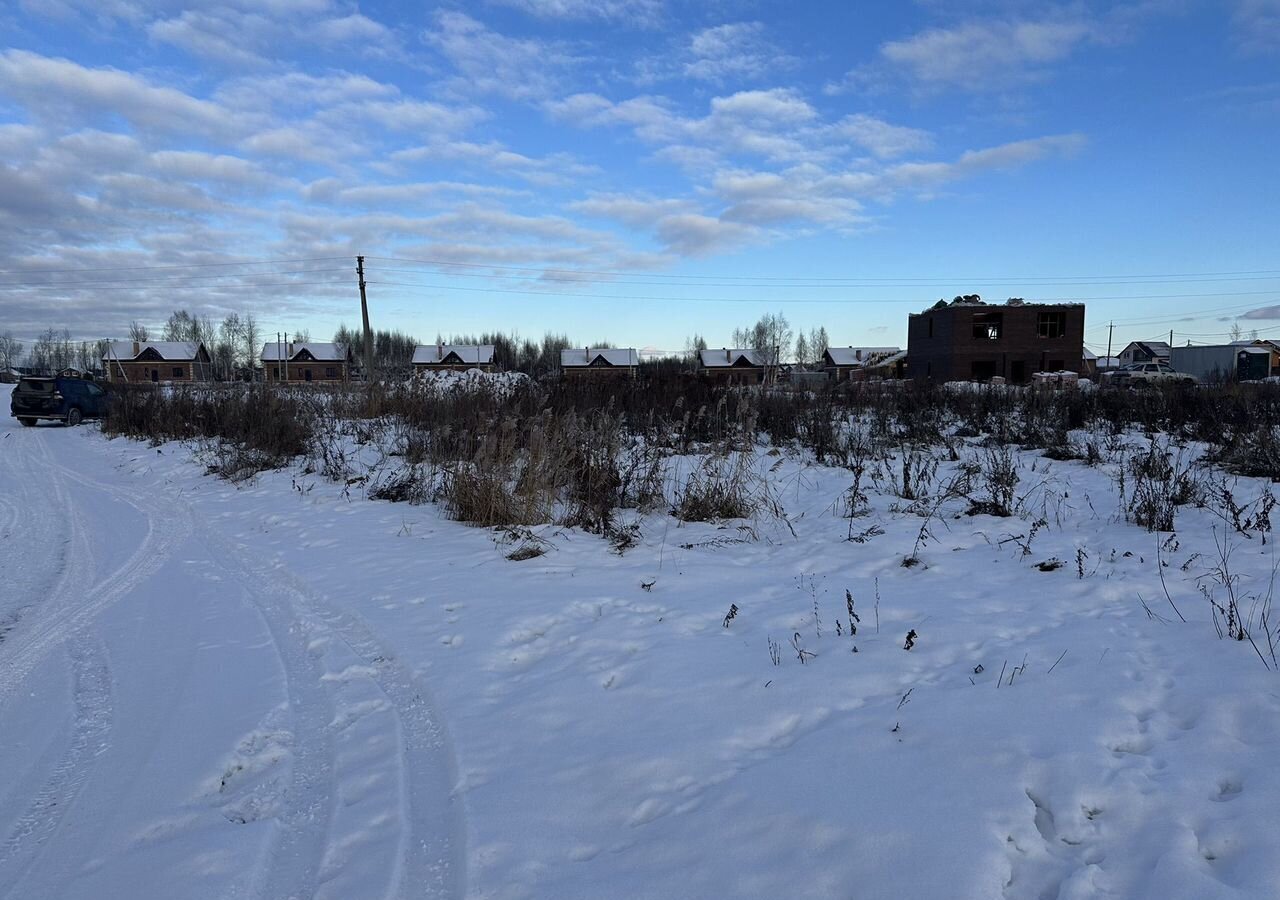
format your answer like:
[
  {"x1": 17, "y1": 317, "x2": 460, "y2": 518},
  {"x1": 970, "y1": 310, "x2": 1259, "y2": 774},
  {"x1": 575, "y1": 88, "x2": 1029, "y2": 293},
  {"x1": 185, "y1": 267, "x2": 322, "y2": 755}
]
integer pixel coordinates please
[
  {"x1": 698, "y1": 348, "x2": 767, "y2": 368},
  {"x1": 260, "y1": 342, "x2": 349, "y2": 362},
  {"x1": 862, "y1": 349, "x2": 907, "y2": 369},
  {"x1": 102, "y1": 341, "x2": 204, "y2": 362},
  {"x1": 824, "y1": 346, "x2": 901, "y2": 366},
  {"x1": 413, "y1": 344, "x2": 495, "y2": 365},
  {"x1": 560, "y1": 348, "x2": 640, "y2": 368},
  {"x1": 1121, "y1": 341, "x2": 1171, "y2": 357}
]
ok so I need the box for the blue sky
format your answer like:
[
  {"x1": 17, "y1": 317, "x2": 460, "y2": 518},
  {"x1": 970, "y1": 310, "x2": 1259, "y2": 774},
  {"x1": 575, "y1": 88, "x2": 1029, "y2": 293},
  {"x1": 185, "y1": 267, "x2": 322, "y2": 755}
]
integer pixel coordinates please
[{"x1": 1, "y1": 0, "x2": 1278, "y2": 356}]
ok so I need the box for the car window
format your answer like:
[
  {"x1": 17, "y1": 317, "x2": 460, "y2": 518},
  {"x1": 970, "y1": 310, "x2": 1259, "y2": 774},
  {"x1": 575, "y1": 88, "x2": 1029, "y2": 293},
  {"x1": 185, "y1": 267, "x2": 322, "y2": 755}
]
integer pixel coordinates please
[
  {"x1": 18, "y1": 378, "x2": 53, "y2": 392},
  {"x1": 87, "y1": 384, "x2": 104, "y2": 397}
]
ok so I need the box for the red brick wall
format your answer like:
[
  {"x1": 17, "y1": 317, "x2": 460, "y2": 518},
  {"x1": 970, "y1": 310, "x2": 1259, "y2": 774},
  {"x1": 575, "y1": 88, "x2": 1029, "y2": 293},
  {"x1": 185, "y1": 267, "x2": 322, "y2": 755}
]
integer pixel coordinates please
[
  {"x1": 105, "y1": 360, "x2": 207, "y2": 383},
  {"x1": 266, "y1": 362, "x2": 349, "y2": 383},
  {"x1": 908, "y1": 304, "x2": 1084, "y2": 382}
]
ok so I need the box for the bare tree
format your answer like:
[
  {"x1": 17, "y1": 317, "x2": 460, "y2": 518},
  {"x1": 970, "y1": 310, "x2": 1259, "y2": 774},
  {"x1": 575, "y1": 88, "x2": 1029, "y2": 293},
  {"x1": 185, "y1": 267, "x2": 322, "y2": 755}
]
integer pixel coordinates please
[
  {"x1": 29, "y1": 328, "x2": 74, "y2": 373},
  {"x1": 163, "y1": 310, "x2": 215, "y2": 344},
  {"x1": 810, "y1": 326, "x2": 829, "y2": 360},
  {"x1": 739, "y1": 311, "x2": 793, "y2": 366},
  {"x1": 242, "y1": 313, "x2": 260, "y2": 377},
  {"x1": 0, "y1": 332, "x2": 23, "y2": 373},
  {"x1": 128, "y1": 320, "x2": 149, "y2": 342},
  {"x1": 685, "y1": 332, "x2": 707, "y2": 365},
  {"x1": 794, "y1": 331, "x2": 811, "y2": 367}
]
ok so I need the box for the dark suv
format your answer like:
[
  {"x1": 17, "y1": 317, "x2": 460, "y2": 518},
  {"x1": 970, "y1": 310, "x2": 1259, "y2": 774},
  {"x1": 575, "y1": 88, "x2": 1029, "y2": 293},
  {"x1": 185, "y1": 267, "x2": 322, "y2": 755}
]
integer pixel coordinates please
[{"x1": 11, "y1": 374, "x2": 109, "y2": 426}]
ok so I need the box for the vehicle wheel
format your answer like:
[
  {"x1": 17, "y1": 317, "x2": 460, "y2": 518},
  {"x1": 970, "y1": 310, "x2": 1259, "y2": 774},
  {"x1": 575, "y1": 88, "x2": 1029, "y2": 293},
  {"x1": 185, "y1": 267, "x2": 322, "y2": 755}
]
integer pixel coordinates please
[
  {"x1": 18, "y1": 417, "x2": 36, "y2": 427},
  {"x1": 67, "y1": 407, "x2": 83, "y2": 426}
]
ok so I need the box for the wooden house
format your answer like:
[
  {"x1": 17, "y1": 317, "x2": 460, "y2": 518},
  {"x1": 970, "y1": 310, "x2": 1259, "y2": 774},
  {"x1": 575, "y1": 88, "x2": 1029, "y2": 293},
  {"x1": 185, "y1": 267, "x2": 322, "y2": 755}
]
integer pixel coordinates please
[
  {"x1": 102, "y1": 341, "x2": 213, "y2": 383},
  {"x1": 260, "y1": 342, "x2": 353, "y2": 383},
  {"x1": 698, "y1": 348, "x2": 768, "y2": 383},
  {"x1": 822, "y1": 346, "x2": 901, "y2": 381},
  {"x1": 560, "y1": 348, "x2": 639, "y2": 377},
  {"x1": 1117, "y1": 341, "x2": 1170, "y2": 367},
  {"x1": 413, "y1": 344, "x2": 496, "y2": 373}
]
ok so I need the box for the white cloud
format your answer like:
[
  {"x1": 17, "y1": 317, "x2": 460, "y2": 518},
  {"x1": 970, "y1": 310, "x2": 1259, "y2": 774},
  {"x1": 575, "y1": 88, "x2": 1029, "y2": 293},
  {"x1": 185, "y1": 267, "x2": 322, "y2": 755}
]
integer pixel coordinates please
[
  {"x1": 148, "y1": 3, "x2": 397, "y2": 67},
  {"x1": 653, "y1": 213, "x2": 757, "y2": 257},
  {"x1": 214, "y1": 72, "x2": 399, "y2": 112},
  {"x1": 571, "y1": 193, "x2": 699, "y2": 228},
  {"x1": 830, "y1": 16, "x2": 1099, "y2": 93},
  {"x1": 0, "y1": 50, "x2": 235, "y2": 137},
  {"x1": 832, "y1": 114, "x2": 932, "y2": 159},
  {"x1": 683, "y1": 22, "x2": 795, "y2": 83},
  {"x1": 303, "y1": 178, "x2": 524, "y2": 205},
  {"x1": 149, "y1": 150, "x2": 278, "y2": 188},
  {"x1": 1233, "y1": 0, "x2": 1280, "y2": 54},
  {"x1": 549, "y1": 88, "x2": 821, "y2": 164},
  {"x1": 487, "y1": 0, "x2": 664, "y2": 26},
  {"x1": 387, "y1": 140, "x2": 596, "y2": 186},
  {"x1": 883, "y1": 133, "x2": 1086, "y2": 190},
  {"x1": 424, "y1": 11, "x2": 575, "y2": 100}
]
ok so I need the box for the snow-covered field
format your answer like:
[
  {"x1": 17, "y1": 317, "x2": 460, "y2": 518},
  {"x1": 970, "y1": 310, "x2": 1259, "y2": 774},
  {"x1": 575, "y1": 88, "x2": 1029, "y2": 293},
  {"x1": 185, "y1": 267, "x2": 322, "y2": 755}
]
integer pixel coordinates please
[{"x1": 2, "y1": 381, "x2": 1280, "y2": 899}]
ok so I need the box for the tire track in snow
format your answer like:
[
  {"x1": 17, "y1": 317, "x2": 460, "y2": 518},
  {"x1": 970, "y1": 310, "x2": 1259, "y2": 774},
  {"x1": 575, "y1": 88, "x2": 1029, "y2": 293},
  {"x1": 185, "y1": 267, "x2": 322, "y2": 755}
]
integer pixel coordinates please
[
  {"x1": 41, "y1": 443, "x2": 465, "y2": 899},
  {"x1": 0, "y1": 433, "x2": 188, "y2": 706},
  {"x1": 0, "y1": 429, "x2": 78, "y2": 644},
  {"x1": 25, "y1": 452, "x2": 337, "y2": 900},
  {"x1": 0, "y1": 635, "x2": 112, "y2": 899},
  {"x1": 196, "y1": 519, "x2": 467, "y2": 900}
]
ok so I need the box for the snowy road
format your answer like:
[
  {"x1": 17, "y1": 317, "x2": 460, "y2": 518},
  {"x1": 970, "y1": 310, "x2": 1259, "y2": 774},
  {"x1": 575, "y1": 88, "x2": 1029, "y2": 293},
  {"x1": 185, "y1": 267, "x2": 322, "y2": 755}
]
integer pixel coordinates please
[{"x1": 0, "y1": 400, "x2": 464, "y2": 900}]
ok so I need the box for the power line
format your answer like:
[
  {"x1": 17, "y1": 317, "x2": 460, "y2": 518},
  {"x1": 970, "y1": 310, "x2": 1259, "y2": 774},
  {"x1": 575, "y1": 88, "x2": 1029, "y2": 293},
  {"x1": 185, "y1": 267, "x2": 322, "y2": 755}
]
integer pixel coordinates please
[
  {"x1": 0, "y1": 256, "x2": 351, "y2": 275},
  {"x1": 364, "y1": 259, "x2": 1280, "y2": 291},
  {"x1": 366, "y1": 279, "x2": 1280, "y2": 305},
  {"x1": 0, "y1": 279, "x2": 349, "y2": 293},
  {"x1": 369, "y1": 255, "x2": 1280, "y2": 284},
  {"x1": 0, "y1": 267, "x2": 351, "y2": 289}
]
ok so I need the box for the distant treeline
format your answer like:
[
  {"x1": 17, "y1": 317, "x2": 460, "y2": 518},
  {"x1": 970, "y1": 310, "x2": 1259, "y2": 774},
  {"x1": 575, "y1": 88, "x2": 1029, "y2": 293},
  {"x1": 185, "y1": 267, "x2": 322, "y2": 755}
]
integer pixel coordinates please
[{"x1": 2, "y1": 309, "x2": 838, "y2": 378}]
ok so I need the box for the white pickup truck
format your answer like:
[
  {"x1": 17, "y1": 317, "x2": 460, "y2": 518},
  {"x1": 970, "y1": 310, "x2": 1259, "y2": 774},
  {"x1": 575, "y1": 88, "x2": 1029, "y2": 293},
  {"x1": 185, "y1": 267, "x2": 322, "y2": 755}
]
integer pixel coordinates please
[{"x1": 1100, "y1": 362, "x2": 1199, "y2": 387}]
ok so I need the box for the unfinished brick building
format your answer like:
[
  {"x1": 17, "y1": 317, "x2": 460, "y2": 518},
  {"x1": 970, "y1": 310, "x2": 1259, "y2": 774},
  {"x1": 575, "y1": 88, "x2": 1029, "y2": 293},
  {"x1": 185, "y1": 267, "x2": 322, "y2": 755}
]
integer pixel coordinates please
[{"x1": 907, "y1": 298, "x2": 1085, "y2": 383}]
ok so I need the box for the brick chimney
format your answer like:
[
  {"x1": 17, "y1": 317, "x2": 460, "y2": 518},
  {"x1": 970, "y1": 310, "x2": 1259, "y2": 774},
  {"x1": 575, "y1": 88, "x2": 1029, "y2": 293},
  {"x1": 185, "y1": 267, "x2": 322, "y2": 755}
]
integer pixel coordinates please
[{"x1": 132, "y1": 340, "x2": 140, "y2": 357}]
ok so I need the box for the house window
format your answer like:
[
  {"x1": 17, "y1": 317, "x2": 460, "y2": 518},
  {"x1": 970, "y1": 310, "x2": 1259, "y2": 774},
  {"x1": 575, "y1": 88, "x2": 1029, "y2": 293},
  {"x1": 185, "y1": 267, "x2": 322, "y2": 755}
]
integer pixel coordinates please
[
  {"x1": 272, "y1": 366, "x2": 280, "y2": 379},
  {"x1": 325, "y1": 367, "x2": 337, "y2": 378},
  {"x1": 172, "y1": 366, "x2": 184, "y2": 378},
  {"x1": 972, "y1": 312, "x2": 1003, "y2": 341},
  {"x1": 1037, "y1": 311, "x2": 1067, "y2": 339}
]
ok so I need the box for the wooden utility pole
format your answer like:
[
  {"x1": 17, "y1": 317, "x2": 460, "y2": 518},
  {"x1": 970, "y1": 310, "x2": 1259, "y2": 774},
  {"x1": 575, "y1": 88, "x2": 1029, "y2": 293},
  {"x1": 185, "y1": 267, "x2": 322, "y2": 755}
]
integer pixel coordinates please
[
  {"x1": 357, "y1": 256, "x2": 373, "y2": 382},
  {"x1": 1106, "y1": 321, "x2": 1114, "y2": 367}
]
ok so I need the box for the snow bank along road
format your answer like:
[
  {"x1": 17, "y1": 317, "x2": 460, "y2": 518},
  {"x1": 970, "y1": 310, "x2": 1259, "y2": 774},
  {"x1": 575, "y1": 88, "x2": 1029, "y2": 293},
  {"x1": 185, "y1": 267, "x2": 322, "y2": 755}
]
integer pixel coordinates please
[
  {"x1": 4, "y1": 381, "x2": 1280, "y2": 899},
  {"x1": 0, "y1": 390, "x2": 464, "y2": 900}
]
